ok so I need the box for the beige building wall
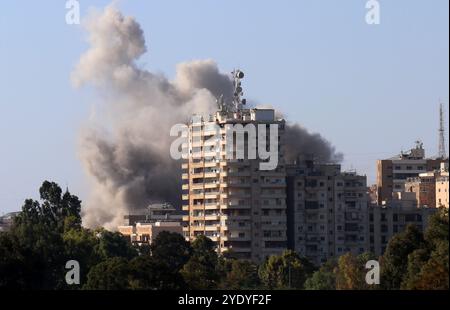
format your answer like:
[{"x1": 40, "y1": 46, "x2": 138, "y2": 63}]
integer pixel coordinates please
[
  {"x1": 436, "y1": 163, "x2": 449, "y2": 208},
  {"x1": 405, "y1": 173, "x2": 437, "y2": 208},
  {"x1": 118, "y1": 221, "x2": 183, "y2": 245},
  {"x1": 182, "y1": 108, "x2": 287, "y2": 262}
]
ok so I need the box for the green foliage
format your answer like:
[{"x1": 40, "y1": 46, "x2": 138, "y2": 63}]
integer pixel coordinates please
[
  {"x1": 129, "y1": 255, "x2": 187, "y2": 290},
  {"x1": 304, "y1": 259, "x2": 336, "y2": 290},
  {"x1": 150, "y1": 231, "x2": 192, "y2": 271},
  {"x1": 258, "y1": 250, "x2": 315, "y2": 289},
  {"x1": 380, "y1": 224, "x2": 425, "y2": 290},
  {"x1": 425, "y1": 208, "x2": 449, "y2": 247},
  {"x1": 84, "y1": 257, "x2": 131, "y2": 290},
  {"x1": 14, "y1": 181, "x2": 82, "y2": 233},
  {"x1": 63, "y1": 227, "x2": 102, "y2": 285},
  {"x1": 0, "y1": 181, "x2": 83, "y2": 289},
  {"x1": 220, "y1": 259, "x2": 260, "y2": 289},
  {"x1": 401, "y1": 209, "x2": 449, "y2": 290},
  {"x1": 180, "y1": 235, "x2": 220, "y2": 289},
  {"x1": 94, "y1": 229, "x2": 138, "y2": 260},
  {"x1": 335, "y1": 252, "x2": 377, "y2": 290},
  {"x1": 1, "y1": 180, "x2": 448, "y2": 290}
]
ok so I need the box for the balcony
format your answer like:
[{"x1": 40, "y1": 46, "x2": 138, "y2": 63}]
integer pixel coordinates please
[
  {"x1": 228, "y1": 171, "x2": 251, "y2": 177},
  {"x1": 204, "y1": 203, "x2": 220, "y2": 210},
  {"x1": 221, "y1": 214, "x2": 251, "y2": 221},
  {"x1": 221, "y1": 235, "x2": 251, "y2": 241},
  {"x1": 204, "y1": 224, "x2": 221, "y2": 231},
  {"x1": 204, "y1": 172, "x2": 220, "y2": 178},
  {"x1": 228, "y1": 182, "x2": 251, "y2": 188},
  {"x1": 221, "y1": 223, "x2": 251, "y2": 230},
  {"x1": 190, "y1": 161, "x2": 204, "y2": 168},
  {"x1": 204, "y1": 192, "x2": 220, "y2": 199},
  {"x1": 204, "y1": 161, "x2": 219, "y2": 168},
  {"x1": 220, "y1": 204, "x2": 251, "y2": 209},
  {"x1": 204, "y1": 214, "x2": 221, "y2": 221},
  {"x1": 190, "y1": 183, "x2": 204, "y2": 190},
  {"x1": 204, "y1": 183, "x2": 219, "y2": 189},
  {"x1": 220, "y1": 246, "x2": 251, "y2": 253},
  {"x1": 261, "y1": 182, "x2": 286, "y2": 188},
  {"x1": 228, "y1": 192, "x2": 251, "y2": 198},
  {"x1": 260, "y1": 203, "x2": 286, "y2": 209},
  {"x1": 190, "y1": 173, "x2": 204, "y2": 179},
  {"x1": 260, "y1": 192, "x2": 286, "y2": 199}
]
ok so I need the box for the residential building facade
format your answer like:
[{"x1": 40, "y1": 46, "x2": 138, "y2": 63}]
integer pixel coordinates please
[
  {"x1": 369, "y1": 192, "x2": 437, "y2": 256},
  {"x1": 119, "y1": 221, "x2": 183, "y2": 245},
  {"x1": 436, "y1": 162, "x2": 449, "y2": 208},
  {"x1": 182, "y1": 106, "x2": 287, "y2": 262},
  {"x1": 376, "y1": 142, "x2": 446, "y2": 204},
  {"x1": 286, "y1": 159, "x2": 369, "y2": 265}
]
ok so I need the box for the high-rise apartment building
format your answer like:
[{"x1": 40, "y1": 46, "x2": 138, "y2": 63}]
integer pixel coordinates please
[
  {"x1": 182, "y1": 70, "x2": 287, "y2": 262},
  {"x1": 376, "y1": 142, "x2": 446, "y2": 204},
  {"x1": 286, "y1": 159, "x2": 369, "y2": 265}
]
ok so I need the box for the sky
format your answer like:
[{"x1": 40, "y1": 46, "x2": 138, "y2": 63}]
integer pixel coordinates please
[{"x1": 0, "y1": 0, "x2": 448, "y2": 214}]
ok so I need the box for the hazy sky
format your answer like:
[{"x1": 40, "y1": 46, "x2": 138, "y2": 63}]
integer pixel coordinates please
[{"x1": 0, "y1": 0, "x2": 448, "y2": 214}]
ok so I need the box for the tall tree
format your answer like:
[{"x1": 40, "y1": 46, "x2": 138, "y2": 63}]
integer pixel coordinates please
[
  {"x1": 2, "y1": 181, "x2": 83, "y2": 289},
  {"x1": 128, "y1": 255, "x2": 187, "y2": 289},
  {"x1": 258, "y1": 250, "x2": 315, "y2": 289},
  {"x1": 335, "y1": 252, "x2": 377, "y2": 290},
  {"x1": 220, "y1": 259, "x2": 260, "y2": 289},
  {"x1": 180, "y1": 235, "x2": 220, "y2": 289},
  {"x1": 94, "y1": 229, "x2": 138, "y2": 260},
  {"x1": 380, "y1": 225, "x2": 425, "y2": 290},
  {"x1": 401, "y1": 209, "x2": 449, "y2": 289},
  {"x1": 304, "y1": 258, "x2": 337, "y2": 290},
  {"x1": 83, "y1": 257, "x2": 131, "y2": 290},
  {"x1": 150, "y1": 231, "x2": 192, "y2": 271}
]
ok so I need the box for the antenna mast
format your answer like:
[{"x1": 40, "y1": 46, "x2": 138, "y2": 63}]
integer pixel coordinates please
[
  {"x1": 438, "y1": 101, "x2": 447, "y2": 158},
  {"x1": 231, "y1": 69, "x2": 246, "y2": 112}
]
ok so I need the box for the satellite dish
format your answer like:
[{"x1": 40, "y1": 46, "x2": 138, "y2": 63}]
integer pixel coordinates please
[
  {"x1": 241, "y1": 98, "x2": 247, "y2": 105},
  {"x1": 236, "y1": 86, "x2": 243, "y2": 93},
  {"x1": 236, "y1": 71, "x2": 244, "y2": 79}
]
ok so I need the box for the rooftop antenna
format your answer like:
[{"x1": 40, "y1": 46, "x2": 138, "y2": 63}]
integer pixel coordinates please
[
  {"x1": 231, "y1": 69, "x2": 246, "y2": 112},
  {"x1": 415, "y1": 140, "x2": 423, "y2": 149},
  {"x1": 438, "y1": 101, "x2": 447, "y2": 158}
]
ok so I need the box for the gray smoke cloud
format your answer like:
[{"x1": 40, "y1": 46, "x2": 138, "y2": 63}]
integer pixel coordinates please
[{"x1": 73, "y1": 5, "x2": 342, "y2": 229}]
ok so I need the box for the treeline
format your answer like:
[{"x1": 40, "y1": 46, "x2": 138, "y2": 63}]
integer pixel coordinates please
[{"x1": 0, "y1": 181, "x2": 448, "y2": 290}]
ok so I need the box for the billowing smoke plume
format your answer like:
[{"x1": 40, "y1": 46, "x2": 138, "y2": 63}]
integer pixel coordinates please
[{"x1": 73, "y1": 5, "x2": 342, "y2": 229}]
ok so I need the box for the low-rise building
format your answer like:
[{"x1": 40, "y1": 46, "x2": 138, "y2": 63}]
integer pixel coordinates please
[
  {"x1": 118, "y1": 221, "x2": 183, "y2": 245},
  {"x1": 376, "y1": 142, "x2": 446, "y2": 205},
  {"x1": 123, "y1": 203, "x2": 182, "y2": 226},
  {"x1": 0, "y1": 212, "x2": 20, "y2": 232},
  {"x1": 436, "y1": 162, "x2": 449, "y2": 208},
  {"x1": 368, "y1": 192, "x2": 437, "y2": 256},
  {"x1": 405, "y1": 172, "x2": 437, "y2": 208}
]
